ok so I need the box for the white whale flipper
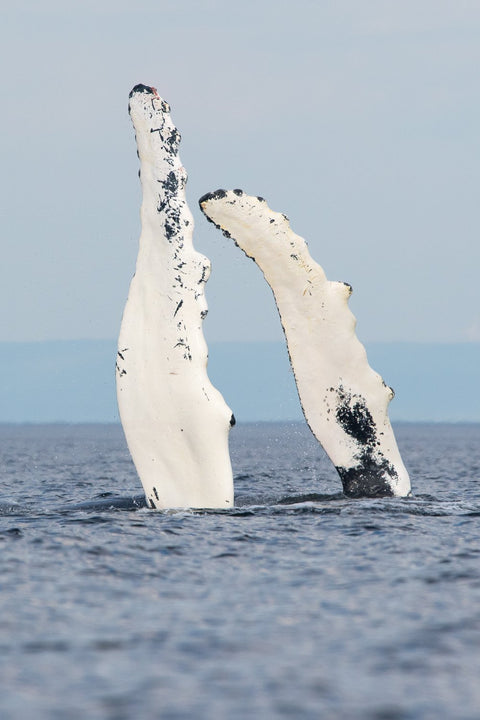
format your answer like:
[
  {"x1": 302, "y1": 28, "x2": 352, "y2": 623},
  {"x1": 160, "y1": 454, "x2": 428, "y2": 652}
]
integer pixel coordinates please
[
  {"x1": 116, "y1": 86, "x2": 234, "y2": 509},
  {"x1": 199, "y1": 190, "x2": 411, "y2": 498}
]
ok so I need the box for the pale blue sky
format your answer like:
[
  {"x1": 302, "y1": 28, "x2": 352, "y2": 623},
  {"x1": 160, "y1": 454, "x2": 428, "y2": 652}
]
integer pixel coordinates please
[{"x1": 2, "y1": 0, "x2": 480, "y2": 344}]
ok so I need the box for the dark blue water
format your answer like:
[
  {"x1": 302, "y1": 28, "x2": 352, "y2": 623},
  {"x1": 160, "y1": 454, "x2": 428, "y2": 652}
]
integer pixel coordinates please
[{"x1": 1, "y1": 423, "x2": 479, "y2": 719}]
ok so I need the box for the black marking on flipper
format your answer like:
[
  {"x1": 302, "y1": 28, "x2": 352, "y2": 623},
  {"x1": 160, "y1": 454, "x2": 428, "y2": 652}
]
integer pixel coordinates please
[
  {"x1": 163, "y1": 171, "x2": 179, "y2": 195},
  {"x1": 198, "y1": 265, "x2": 209, "y2": 284},
  {"x1": 198, "y1": 189, "x2": 227, "y2": 206},
  {"x1": 153, "y1": 487, "x2": 159, "y2": 501},
  {"x1": 165, "y1": 221, "x2": 178, "y2": 240},
  {"x1": 335, "y1": 388, "x2": 376, "y2": 445},
  {"x1": 129, "y1": 84, "x2": 156, "y2": 99},
  {"x1": 115, "y1": 361, "x2": 127, "y2": 377},
  {"x1": 174, "y1": 300, "x2": 183, "y2": 317},
  {"x1": 333, "y1": 386, "x2": 397, "y2": 497},
  {"x1": 166, "y1": 128, "x2": 181, "y2": 152},
  {"x1": 230, "y1": 413, "x2": 236, "y2": 427},
  {"x1": 149, "y1": 498, "x2": 157, "y2": 509},
  {"x1": 336, "y1": 457, "x2": 395, "y2": 498}
]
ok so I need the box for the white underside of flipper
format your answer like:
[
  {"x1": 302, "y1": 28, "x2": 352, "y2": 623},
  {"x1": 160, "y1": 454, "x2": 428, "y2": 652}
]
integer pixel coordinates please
[
  {"x1": 199, "y1": 190, "x2": 411, "y2": 498},
  {"x1": 116, "y1": 87, "x2": 234, "y2": 509}
]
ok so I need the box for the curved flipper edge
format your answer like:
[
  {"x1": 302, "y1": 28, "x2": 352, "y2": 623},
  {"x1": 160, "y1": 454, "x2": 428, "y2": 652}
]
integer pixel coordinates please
[{"x1": 199, "y1": 189, "x2": 411, "y2": 498}]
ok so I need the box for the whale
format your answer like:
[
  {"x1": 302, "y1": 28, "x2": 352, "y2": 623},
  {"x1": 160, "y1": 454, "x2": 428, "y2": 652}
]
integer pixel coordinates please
[
  {"x1": 199, "y1": 190, "x2": 411, "y2": 498},
  {"x1": 116, "y1": 85, "x2": 234, "y2": 509}
]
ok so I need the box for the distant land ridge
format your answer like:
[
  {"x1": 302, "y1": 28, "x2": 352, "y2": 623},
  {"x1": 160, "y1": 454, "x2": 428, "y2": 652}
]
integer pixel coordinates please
[{"x1": 0, "y1": 340, "x2": 478, "y2": 423}]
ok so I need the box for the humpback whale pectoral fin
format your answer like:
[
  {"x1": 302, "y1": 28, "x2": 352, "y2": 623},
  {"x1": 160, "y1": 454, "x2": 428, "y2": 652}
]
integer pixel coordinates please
[
  {"x1": 199, "y1": 189, "x2": 411, "y2": 499},
  {"x1": 117, "y1": 88, "x2": 234, "y2": 510}
]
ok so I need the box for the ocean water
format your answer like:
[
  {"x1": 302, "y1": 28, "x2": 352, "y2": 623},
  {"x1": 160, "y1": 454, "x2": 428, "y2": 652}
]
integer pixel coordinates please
[{"x1": 0, "y1": 422, "x2": 479, "y2": 720}]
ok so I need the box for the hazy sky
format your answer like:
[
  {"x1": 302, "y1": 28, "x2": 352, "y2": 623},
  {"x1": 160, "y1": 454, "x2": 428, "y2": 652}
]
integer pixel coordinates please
[{"x1": 2, "y1": 0, "x2": 480, "y2": 345}]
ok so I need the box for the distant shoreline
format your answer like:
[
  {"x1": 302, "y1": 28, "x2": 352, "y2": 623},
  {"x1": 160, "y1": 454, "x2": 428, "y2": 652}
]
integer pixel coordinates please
[
  {"x1": 0, "y1": 420, "x2": 479, "y2": 428},
  {"x1": 1, "y1": 340, "x2": 479, "y2": 423}
]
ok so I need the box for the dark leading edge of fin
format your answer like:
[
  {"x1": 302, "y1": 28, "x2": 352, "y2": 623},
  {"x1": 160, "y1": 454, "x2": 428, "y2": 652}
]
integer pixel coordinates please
[{"x1": 199, "y1": 189, "x2": 228, "y2": 206}]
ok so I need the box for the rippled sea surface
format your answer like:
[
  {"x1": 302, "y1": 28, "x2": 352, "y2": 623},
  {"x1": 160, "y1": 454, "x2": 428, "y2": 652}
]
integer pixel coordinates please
[{"x1": 1, "y1": 422, "x2": 479, "y2": 720}]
